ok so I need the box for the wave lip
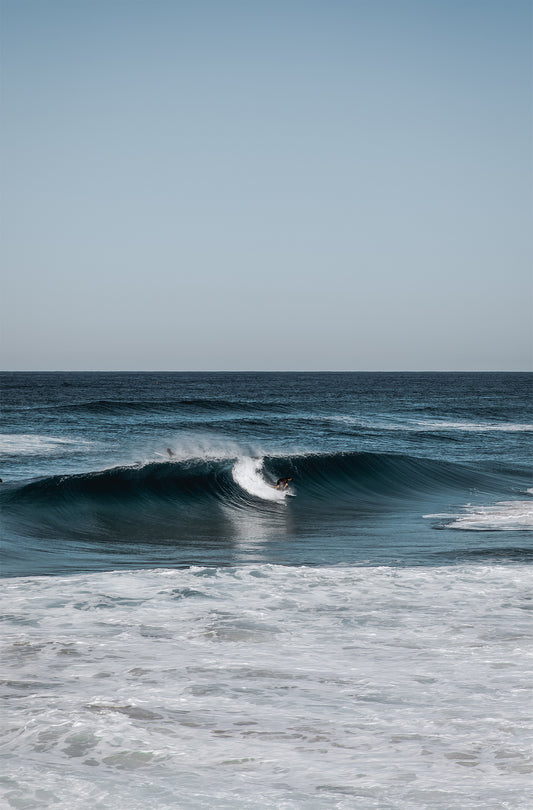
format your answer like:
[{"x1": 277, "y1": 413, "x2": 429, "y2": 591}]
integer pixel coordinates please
[{"x1": 232, "y1": 458, "x2": 287, "y2": 503}]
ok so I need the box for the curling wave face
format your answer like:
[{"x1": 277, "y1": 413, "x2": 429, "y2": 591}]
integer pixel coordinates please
[
  {"x1": 2, "y1": 448, "x2": 530, "y2": 576},
  {"x1": 0, "y1": 449, "x2": 506, "y2": 511}
]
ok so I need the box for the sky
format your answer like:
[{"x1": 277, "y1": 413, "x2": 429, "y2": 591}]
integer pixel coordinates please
[{"x1": 1, "y1": 0, "x2": 532, "y2": 371}]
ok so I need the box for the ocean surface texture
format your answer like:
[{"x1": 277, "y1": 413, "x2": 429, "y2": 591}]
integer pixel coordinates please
[{"x1": 1, "y1": 372, "x2": 532, "y2": 809}]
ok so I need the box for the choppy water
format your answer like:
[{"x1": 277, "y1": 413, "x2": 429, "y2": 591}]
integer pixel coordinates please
[{"x1": 1, "y1": 372, "x2": 532, "y2": 808}]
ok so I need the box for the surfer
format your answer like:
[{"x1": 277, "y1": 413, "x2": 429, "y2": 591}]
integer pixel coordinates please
[
  {"x1": 274, "y1": 477, "x2": 292, "y2": 490},
  {"x1": 167, "y1": 448, "x2": 174, "y2": 457}
]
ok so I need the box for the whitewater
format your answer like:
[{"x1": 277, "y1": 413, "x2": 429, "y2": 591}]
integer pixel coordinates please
[{"x1": 1, "y1": 372, "x2": 532, "y2": 809}]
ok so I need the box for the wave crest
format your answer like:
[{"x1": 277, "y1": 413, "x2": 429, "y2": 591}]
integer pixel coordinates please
[
  {"x1": 232, "y1": 458, "x2": 287, "y2": 502},
  {"x1": 1, "y1": 450, "x2": 509, "y2": 507}
]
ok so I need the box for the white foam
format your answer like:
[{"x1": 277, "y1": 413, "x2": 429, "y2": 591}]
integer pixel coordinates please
[
  {"x1": 426, "y1": 498, "x2": 533, "y2": 531},
  {"x1": 164, "y1": 436, "x2": 245, "y2": 461},
  {"x1": 0, "y1": 433, "x2": 93, "y2": 457},
  {"x1": 414, "y1": 420, "x2": 533, "y2": 433},
  {"x1": 448, "y1": 501, "x2": 533, "y2": 531},
  {"x1": 149, "y1": 435, "x2": 281, "y2": 466},
  {"x1": 160, "y1": 436, "x2": 309, "y2": 462},
  {"x1": 232, "y1": 457, "x2": 287, "y2": 501},
  {"x1": 1, "y1": 563, "x2": 532, "y2": 809},
  {"x1": 315, "y1": 415, "x2": 533, "y2": 433}
]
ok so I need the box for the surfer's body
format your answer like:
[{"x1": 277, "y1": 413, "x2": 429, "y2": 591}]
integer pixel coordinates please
[{"x1": 274, "y1": 477, "x2": 292, "y2": 490}]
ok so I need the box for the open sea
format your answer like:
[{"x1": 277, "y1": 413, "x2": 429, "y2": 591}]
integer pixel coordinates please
[{"x1": 1, "y1": 371, "x2": 532, "y2": 809}]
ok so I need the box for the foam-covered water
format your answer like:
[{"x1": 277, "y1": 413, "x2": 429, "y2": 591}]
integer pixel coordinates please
[
  {"x1": 0, "y1": 433, "x2": 95, "y2": 456},
  {"x1": 426, "y1": 497, "x2": 533, "y2": 531},
  {"x1": 1, "y1": 372, "x2": 532, "y2": 808},
  {"x1": 2, "y1": 564, "x2": 532, "y2": 810},
  {"x1": 412, "y1": 420, "x2": 533, "y2": 432},
  {"x1": 232, "y1": 457, "x2": 288, "y2": 502}
]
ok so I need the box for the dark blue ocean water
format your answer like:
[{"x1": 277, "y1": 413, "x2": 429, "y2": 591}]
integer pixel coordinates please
[
  {"x1": 1, "y1": 372, "x2": 531, "y2": 576},
  {"x1": 2, "y1": 372, "x2": 533, "y2": 810}
]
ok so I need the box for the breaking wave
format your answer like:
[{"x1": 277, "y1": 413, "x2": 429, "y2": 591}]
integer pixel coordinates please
[
  {"x1": 1, "y1": 449, "x2": 530, "y2": 576},
  {"x1": 1, "y1": 449, "x2": 503, "y2": 506},
  {"x1": 0, "y1": 449, "x2": 518, "y2": 537}
]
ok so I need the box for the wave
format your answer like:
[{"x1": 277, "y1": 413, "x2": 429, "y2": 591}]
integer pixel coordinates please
[
  {"x1": 318, "y1": 416, "x2": 533, "y2": 434},
  {"x1": 24, "y1": 398, "x2": 533, "y2": 431},
  {"x1": 232, "y1": 457, "x2": 288, "y2": 502},
  {"x1": 1, "y1": 450, "x2": 530, "y2": 575},
  {"x1": 50, "y1": 399, "x2": 287, "y2": 416},
  {"x1": 0, "y1": 452, "x2": 528, "y2": 564},
  {"x1": 0, "y1": 449, "x2": 514, "y2": 522}
]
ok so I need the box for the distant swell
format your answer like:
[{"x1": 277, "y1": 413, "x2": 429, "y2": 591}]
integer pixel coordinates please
[{"x1": 53, "y1": 399, "x2": 288, "y2": 416}]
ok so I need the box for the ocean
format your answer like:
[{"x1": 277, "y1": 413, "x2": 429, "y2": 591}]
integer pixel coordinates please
[{"x1": 1, "y1": 371, "x2": 532, "y2": 809}]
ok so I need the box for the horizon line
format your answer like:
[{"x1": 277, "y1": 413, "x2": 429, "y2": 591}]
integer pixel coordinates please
[{"x1": 1, "y1": 369, "x2": 532, "y2": 375}]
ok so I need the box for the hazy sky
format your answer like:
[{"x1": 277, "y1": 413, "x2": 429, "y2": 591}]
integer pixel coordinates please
[{"x1": 1, "y1": 0, "x2": 532, "y2": 370}]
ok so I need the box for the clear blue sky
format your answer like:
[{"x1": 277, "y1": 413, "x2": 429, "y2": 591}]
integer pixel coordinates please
[{"x1": 1, "y1": 0, "x2": 532, "y2": 370}]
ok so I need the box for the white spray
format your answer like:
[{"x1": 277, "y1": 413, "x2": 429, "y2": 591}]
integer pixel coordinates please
[{"x1": 232, "y1": 457, "x2": 287, "y2": 502}]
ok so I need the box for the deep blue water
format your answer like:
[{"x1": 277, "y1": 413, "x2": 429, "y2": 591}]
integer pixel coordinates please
[
  {"x1": 2, "y1": 373, "x2": 533, "y2": 810},
  {"x1": 1, "y1": 372, "x2": 532, "y2": 576}
]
